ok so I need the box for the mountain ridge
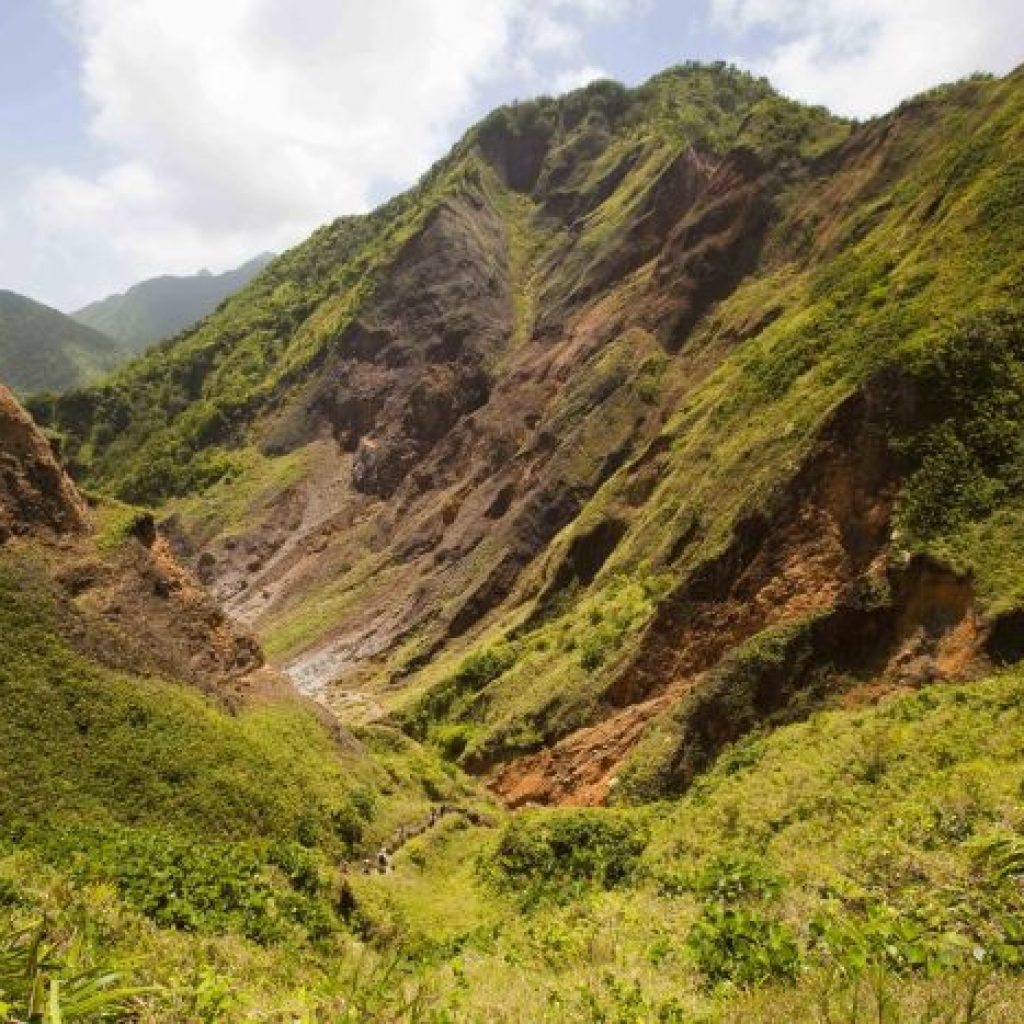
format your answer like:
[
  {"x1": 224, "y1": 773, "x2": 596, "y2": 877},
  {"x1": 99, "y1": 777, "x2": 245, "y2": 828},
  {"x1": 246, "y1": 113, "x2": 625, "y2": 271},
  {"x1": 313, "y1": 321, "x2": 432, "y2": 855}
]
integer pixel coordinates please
[
  {"x1": 32, "y1": 62, "x2": 1024, "y2": 810},
  {"x1": 71, "y1": 251, "x2": 276, "y2": 353},
  {"x1": 4, "y1": 58, "x2": 1024, "y2": 1019},
  {"x1": 0, "y1": 288, "x2": 121, "y2": 395}
]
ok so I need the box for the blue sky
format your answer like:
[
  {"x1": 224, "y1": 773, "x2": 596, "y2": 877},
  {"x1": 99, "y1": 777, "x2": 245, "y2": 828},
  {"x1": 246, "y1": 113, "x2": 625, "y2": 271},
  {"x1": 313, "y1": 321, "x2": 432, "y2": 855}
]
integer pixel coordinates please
[{"x1": 2, "y1": 0, "x2": 1023, "y2": 311}]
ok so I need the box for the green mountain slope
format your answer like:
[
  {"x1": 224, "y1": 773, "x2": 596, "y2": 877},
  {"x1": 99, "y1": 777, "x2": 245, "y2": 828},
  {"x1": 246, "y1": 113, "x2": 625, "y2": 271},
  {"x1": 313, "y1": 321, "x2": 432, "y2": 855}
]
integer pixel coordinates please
[
  {"x1": 0, "y1": 289, "x2": 122, "y2": 395},
  {"x1": 36, "y1": 63, "x2": 1024, "y2": 798},
  {"x1": 72, "y1": 252, "x2": 275, "y2": 353},
  {"x1": 347, "y1": 664, "x2": 1024, "y2": 1020}
]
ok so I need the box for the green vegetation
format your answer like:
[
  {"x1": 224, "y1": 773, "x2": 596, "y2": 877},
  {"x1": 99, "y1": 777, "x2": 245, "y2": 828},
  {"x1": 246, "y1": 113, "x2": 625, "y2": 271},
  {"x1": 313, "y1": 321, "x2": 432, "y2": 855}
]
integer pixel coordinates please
[
  {"x1": 165, "y1": 442, "x2": 313, "y2": 546},
  {"x1": 401, "y1": 570, "x2": 668, "y2": 768},
  {"x1": 896, "y1": 307, "x2": 1024, "y2": 542},
  {"x1": 0, "y1": 917, "x2": 147, "y2": 1023},
  {"x1": 0, "y1": 290, "x2": 122, "y2": 396},
  {"x1": 0, "y1": 542, "x2": 483, "y2": 1017},
  {"x1": 0, "y1": 558, "x2": 366, "y2": 845},
  {"x1": 3, "y1": 60, "x2": 1024, "y2": 1021},
  {"x1": 71, "y1": 253, "x2": 274, "y2": 353},
  {"x1": 294, "y1": 667, "x2": 1024, "y2": 1020},
  {"x1": 483, "y1": 809, "x2": 649, "y2": 903}
]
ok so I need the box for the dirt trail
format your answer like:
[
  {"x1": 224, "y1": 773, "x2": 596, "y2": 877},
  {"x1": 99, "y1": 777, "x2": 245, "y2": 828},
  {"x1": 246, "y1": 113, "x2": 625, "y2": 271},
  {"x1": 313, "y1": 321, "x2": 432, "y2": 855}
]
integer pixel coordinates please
[{"x1": 350, "y1": 804, "x2": 488, "y2": 876}]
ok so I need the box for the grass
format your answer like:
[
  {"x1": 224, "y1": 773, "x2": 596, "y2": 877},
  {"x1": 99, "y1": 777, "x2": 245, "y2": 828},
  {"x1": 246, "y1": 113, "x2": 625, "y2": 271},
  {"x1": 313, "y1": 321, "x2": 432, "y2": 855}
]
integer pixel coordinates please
[
  {"x1": 0, "y1": 534, "x2": 489, "y2": 1015},
  {"x1": 353, "y1": 656, "x2": 1024, "y2": 1020},
  {"x1": 930, "y1": 503, "x2": 1024, "y2": 612},
  {"x1": 4, "y1": 531, "x2": 1024, "y2": 1019},
  {"x1": 296, "y1": 665, "x2": 1024, "y2": 1021},
  {"x1": 350, "y1": 817, "x2": 502, "y2": 952},
  {"x1": 165, "y1": 442, "x2": 313, "y2": 546},
  {"x1": 400, "y1": 569, "x2": 668, "y2": 767},
  {"x1": 0, "y1": 554, "x2": 367, "y2": 846},
  {"x1": 259, "y1": 551, "x2": 390, "y2": 662}
]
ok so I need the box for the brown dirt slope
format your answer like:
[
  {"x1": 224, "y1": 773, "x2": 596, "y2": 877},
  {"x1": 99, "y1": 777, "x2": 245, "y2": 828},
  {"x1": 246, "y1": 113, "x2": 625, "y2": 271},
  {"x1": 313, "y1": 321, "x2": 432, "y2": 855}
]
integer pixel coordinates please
[
  {"x1": 0, "y1": 380, "x2": 86, "y2": 541},
  {"x1": 0, "y1": 380, "x2": 277, "y2": 702}
]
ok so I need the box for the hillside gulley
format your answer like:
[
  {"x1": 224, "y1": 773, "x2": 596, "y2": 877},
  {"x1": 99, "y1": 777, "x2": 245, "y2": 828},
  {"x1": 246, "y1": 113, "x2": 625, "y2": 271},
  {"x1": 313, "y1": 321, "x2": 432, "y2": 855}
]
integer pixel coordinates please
[
  {"x1": 6, "y1": 59, "x2": 1024, "y2": 1020},
  {"x1": 32, "y1": 63, "x2": 1024, "y2": 804}
]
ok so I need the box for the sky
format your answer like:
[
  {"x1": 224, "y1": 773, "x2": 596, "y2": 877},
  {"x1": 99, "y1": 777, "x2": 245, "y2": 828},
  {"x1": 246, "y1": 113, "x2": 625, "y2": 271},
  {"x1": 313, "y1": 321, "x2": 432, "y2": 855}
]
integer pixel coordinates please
[{"x1": 2, "y1": 0, "x2": 1022, "y2": 311}]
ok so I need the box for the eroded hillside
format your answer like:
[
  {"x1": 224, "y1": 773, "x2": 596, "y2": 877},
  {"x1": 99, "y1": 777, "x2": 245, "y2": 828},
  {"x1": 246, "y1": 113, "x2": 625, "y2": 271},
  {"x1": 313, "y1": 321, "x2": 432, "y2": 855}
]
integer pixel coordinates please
[{"x1": 34, "y1": 63, "x2": 1024, "y2": 809}]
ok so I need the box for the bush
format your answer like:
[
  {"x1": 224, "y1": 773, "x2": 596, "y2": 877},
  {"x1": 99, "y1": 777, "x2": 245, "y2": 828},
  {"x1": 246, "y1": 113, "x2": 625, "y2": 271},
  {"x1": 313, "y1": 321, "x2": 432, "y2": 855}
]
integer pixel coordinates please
[
  {"x1": 38, "y1": 827, "x2": 338, "y2": 946},
  {"x1": 809, "y1": 905, "x2": 980, "y2": 977},
  {"x1": 453, "y1": 645, "x2": 517, "y2": 690},
  {"x1": 898, "y1": 308, "x2": 1024, "y2": 540},
  {"x1": 688, "y1": 904, "x2": 802, "y2": 985},
  {"x1": 400, "y1": 643, "x2": 518, "y2": 745},
  {"x1": 662, "y1": 852, "x2": 783, "y2": 902},
  {"x1": 483, "y1": 809, "x2": 648, "y2": 901}
]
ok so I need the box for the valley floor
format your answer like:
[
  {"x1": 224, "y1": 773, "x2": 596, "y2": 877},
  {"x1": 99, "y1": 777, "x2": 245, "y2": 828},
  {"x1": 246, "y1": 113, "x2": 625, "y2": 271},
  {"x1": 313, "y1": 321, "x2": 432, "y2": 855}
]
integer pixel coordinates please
[{"x1": 7, "y1": 653, "x2": 1024, "y2": 1020}]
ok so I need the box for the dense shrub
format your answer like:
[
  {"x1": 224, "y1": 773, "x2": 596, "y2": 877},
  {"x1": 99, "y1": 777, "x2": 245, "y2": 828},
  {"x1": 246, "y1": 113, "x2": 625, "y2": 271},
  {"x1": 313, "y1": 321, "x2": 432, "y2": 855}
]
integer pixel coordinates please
[
  {"x1": 401, "y1": 643, "x2": 518, "y2": 745},
  {"x1": 661, "y1": 852, "x2": 783, "y2": 902},
  {"x1": 453, "y1": 645, "x2": 518, "y2": 690},
  {"x1": 36, "y1": 827, "x2": 338, "y2": 946},
  {"x1": 688, "y1": 904, "x2": 802, "y2": 985},
  {"x1": 898, "y1": 308, "x2": 1024, "y2": 539},
  {"x1": 483, "y1": 809, "x2": 648, "y2": 901}
]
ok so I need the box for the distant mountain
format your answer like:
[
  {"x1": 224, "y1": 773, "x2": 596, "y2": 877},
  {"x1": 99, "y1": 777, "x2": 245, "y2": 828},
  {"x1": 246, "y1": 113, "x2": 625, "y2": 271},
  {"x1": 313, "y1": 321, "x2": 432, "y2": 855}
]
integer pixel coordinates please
[
  {"x1": 72, "y1": 252, "x2": 275, "y2": 352},
  {"x1": 0, "y1": 289, "x2": 122, "y2": 396}
]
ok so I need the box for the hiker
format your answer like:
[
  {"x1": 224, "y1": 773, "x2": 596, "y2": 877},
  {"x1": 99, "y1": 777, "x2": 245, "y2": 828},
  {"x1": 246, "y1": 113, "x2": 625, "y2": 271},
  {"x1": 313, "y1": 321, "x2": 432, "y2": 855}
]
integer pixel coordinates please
[
  {"x1": 377, "y1": 846, "x2": 391, "y2": 874},
  {"x1": 362, "y1": 857, "x2": 373, "y2": 875},
  {"x1": 429, "y1": 807, "x2": 437, "y2": 827},
  {"x1": 338, "y1": 880, "x2": 357, "y2": 920}
]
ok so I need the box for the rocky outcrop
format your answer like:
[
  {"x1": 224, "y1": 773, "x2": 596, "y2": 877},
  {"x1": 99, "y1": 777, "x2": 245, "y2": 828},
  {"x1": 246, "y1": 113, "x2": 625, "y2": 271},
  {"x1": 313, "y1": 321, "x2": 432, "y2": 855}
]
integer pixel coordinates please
[
  {"x1": 0, "y1": 382, "x2": 269, "y2": 699},
  {"x1": 0, "y1": 380, "x2": 86, "y2": 542},
  {"x1": 304, "y1": 187, "x2": 511, "y2": 499}
]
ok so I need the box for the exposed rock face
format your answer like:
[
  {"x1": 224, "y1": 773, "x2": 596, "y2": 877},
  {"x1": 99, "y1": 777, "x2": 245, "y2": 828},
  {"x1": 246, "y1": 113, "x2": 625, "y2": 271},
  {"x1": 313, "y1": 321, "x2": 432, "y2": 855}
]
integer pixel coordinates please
[
  {"x1": 216, "y1": 126, "x2": 776, "y2": 671},
  {"x1": 79, "y1": 518, "x2": 266, "y2": 693},
  {"x1": 0, "y1": 381, "x2": 266, "y2": 698},
  {"x1": 41, "y1": 65, "x2": 1024, "y2": 801},
  {"x1": 307, "y1": 189, "x2": 510, "y2": 499},
  {"x1": 0, "y1": 381, "x2": 86, "y2": 541},
  {"x1": 648, "y1": 148, "x2": 775, "y2": 348}
]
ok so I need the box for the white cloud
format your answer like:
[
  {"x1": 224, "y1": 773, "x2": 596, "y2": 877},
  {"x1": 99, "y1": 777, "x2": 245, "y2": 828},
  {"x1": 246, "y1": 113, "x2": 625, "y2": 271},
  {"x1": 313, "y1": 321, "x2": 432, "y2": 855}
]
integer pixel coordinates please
[
  {"x1": 711, "y1": 0, "x2": 1024, "y2": 117},
  {"x1": 18, "y1": 0, "x2": 1018, "y2": 309},
  {"x1": 525, "y1": 13, "x2": 581, "y2": 56},
  {"x1": 26, "y1": 0, "x2": 639, "y2": 307},
  {"x1": 553, "y1": 64, "x2": 611, "y2": 93}
]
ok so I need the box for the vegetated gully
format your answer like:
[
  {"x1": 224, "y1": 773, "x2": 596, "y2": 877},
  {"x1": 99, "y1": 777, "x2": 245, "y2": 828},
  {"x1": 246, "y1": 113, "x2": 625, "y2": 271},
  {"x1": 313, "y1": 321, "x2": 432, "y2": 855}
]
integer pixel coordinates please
[{"x1": 201, "y1": 369, "x2": 1019, "y2": 813}]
